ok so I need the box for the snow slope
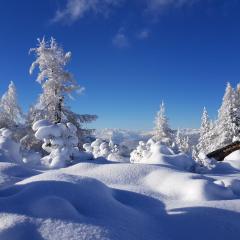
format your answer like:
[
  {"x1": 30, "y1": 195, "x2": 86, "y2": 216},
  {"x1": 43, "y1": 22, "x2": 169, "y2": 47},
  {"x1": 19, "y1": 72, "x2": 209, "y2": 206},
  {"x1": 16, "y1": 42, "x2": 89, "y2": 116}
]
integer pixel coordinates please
[{"x1": 0, "y1": 152, "x2": 239, "y2": 239}]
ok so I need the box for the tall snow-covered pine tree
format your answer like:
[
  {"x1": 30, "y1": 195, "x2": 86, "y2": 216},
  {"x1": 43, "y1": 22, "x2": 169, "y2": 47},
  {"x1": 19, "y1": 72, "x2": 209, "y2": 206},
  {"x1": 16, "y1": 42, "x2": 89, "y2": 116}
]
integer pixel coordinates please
[
  {"x1": 215, "y1": 82, "x2": 239, "y2": 148},
  {"x1": 153, "y1": 102, "x2": 173, "y2": 145},
  {"x1": 0, "y1": 81, "x2": 22, "y2": 129},
  {"x1": 29, "y1": 37, "x2": 97, "y2": 147},
  {"x1": 197, "y1": 107, "x2": 211, "y2": 154}
]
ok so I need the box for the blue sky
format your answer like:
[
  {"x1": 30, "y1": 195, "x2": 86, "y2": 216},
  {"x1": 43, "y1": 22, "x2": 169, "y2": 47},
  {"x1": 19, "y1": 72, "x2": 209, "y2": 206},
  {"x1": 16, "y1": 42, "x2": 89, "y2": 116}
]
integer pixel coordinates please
[{"x1": 0, "y1": 0, "x2": 240, "y2": 130}]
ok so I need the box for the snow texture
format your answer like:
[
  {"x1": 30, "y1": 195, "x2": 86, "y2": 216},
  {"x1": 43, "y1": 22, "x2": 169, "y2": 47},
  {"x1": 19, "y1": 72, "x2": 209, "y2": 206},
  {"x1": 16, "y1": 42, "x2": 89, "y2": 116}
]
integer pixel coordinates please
[{"x1": 0, "y1": 155, "x2": 239, "y2": 240}]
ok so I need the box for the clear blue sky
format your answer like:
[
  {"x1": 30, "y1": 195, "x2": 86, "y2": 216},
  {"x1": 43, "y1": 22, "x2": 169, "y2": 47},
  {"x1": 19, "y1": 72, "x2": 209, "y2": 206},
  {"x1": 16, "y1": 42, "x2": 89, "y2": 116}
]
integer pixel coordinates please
[{"x1": 0, "y1": 0, "x2": 240, "y2": 130}]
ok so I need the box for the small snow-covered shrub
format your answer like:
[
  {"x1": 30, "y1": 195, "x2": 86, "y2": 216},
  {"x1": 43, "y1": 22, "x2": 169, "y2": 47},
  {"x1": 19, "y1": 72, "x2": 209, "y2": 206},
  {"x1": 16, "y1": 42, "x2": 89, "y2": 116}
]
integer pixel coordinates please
[
  {"x1": 194, "y1": 152, "x2": 217, "y2": 172},
  {"x1": 130, "y1": 139, "x2": 195, "y2": 171},
  {"x1": 33, "y1": 120, "x2": 79, "y2": 169},
  {"x1": 130, "y1": 140, "x2": 152, "y2": 163},
  {"x1": 83, "y1": 139, "x2": 128, "y2": 162},
  {"x1": 0, "y1": 128, "x2": 21, "y2": 163}
]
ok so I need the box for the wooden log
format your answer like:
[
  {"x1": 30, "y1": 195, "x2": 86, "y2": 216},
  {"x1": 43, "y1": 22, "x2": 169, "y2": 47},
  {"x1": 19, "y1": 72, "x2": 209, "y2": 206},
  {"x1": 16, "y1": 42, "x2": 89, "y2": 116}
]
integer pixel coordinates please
[{"x1": 206, "y1": 141, "x2": 240, "y2": 161}]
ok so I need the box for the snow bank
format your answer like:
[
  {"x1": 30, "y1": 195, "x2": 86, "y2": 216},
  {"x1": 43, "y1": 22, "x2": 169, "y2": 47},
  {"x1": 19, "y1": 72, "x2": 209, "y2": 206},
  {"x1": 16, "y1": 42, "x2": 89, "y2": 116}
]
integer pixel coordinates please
[
  {"x1": 0, "y1": 162, "x2": 39, "y2": 189},
  {"x1": 0, "y1": 159, "x2": 239, "y2": 239},
  {"x1": 195, "y1": 151, "x2": 240, "y2": 174},
  {"x1": 0, "y1": 171, "x2": 163, "y2": 240},
  {"x1": 224, "y1": 150, "x2": 240, "y2": 170},
  {"x1": 144, "y1": 168, "x2": 235, "y2": 201}
]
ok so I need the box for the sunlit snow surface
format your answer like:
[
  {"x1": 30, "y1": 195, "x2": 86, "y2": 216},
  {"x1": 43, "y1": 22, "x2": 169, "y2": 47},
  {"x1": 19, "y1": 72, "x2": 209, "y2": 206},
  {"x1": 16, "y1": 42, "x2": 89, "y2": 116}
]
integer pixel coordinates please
[{"x1": 0, "y1": 152, "x2": 240, "y2": 239}]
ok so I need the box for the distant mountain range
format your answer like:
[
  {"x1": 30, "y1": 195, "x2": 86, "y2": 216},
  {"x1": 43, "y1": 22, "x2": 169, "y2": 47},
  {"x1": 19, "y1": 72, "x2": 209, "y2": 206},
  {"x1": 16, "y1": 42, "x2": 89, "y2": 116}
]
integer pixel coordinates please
[{"x1": 95, "y1": 128, "x2": 199, "y2": 149}]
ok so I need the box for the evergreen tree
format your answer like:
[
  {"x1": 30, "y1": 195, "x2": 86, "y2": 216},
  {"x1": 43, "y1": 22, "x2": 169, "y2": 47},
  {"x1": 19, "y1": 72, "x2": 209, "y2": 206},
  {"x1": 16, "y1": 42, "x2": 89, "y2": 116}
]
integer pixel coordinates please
[
  {"x1": 175, "y1": 129, "x2": 191, "y2": 154},
  {"x1": 153, "y1": 102, "x2": 173, "y2": 145},
  {"x1": 29, "y1": 37, "x2": 97, "y2": 147},
  {"x1": 197, "y1": 107, "x2": 211, "y2": 154},
  {"x1": 214, "y1": 83, "x2": 239, "y2": 148},
  {"x1": 0, "y1": 81, "x2": 22, "y2": 129}
]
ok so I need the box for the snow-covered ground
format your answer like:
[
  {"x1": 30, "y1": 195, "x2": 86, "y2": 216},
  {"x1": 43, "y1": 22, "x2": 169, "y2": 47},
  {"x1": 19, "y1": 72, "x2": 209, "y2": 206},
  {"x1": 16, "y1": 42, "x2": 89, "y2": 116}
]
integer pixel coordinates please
[{"x1": 0, "y1": 148, "x2": 240, "y2": 240}]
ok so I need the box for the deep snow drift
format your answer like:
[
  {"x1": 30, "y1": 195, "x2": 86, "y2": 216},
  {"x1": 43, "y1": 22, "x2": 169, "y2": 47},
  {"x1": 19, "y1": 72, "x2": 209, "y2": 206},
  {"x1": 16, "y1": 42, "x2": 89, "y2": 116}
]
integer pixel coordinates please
[{"x1": 0, "y1": 140, "x2": 240, "y2": 239}]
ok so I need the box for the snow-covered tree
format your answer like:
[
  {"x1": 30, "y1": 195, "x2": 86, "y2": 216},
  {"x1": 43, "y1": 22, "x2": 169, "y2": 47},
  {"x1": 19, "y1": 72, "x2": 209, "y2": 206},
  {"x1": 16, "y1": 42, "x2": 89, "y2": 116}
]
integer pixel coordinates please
[
  {"x1": 153, "y1": 102, "x2": 173, "y2": 145},
  {"x1": 0, "y1": 128, "x2": 21, "y2": 163},
  {"x1": 83, "y1": 139, "x2": 128, "y2": 162},
  {"x1": 214, "y1": 83, "x2": 239, "y2": 148},
  {"x1": 234, "y1": 83, "x2": 240, "y2": 129},
  {"x1": 180, "y1": 136, "x2": 191, "y2": 154},
  {"x1": 29, "y1": 37, "x2": 79, "y2": 123},
  {"x1": 175, "y1": 129, "x2": 191, "y2": 154},
  {"x1": 28, "y1": 37, "x2": 97, "y2": 147},
  {"x1": 197, "y1": 107, "x2": 211, "y2": 154},
  {"x1": 0, "y1": 81, "x2": 22, "y2": 129},
  {"x1": 175, "y1": 128, "x2": 181, "y2": 147}
]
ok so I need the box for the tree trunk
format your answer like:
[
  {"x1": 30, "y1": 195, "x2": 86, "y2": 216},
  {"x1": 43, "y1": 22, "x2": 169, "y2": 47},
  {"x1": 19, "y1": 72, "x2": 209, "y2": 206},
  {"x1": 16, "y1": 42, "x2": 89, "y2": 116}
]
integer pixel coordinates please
[
  {"x1": 206, "y1": 141, "x2": 240, "y2": 161},
  {"x1": 54, "y1": 95, "x2": 63, "y2": 124}
]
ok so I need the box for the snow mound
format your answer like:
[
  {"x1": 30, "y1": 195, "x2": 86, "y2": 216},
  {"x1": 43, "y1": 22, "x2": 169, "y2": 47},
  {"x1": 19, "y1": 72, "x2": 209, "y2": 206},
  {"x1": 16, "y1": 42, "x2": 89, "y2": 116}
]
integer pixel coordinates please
[
  {"x1": 0, "y1": 172, "x2": 163, "y2": 240},
  {"x1": 144, "y1": 168, "x2": 236, "y2": 201},
  {"x1": 224, "y1": 150, "x2": 240, "y2": 170},
  {"x1": 0, "y1": 162, "x2": 39, "y2": 189}
]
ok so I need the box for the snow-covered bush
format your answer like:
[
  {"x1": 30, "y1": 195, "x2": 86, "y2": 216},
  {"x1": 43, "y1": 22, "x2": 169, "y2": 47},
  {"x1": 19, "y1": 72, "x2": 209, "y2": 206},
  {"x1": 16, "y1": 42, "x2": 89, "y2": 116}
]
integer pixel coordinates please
[
  {"x1": 0, "y1": 128, "x2": 21, "y2": 163},
  {"x1": 130, "y1": 139, "x2": 195, "y2": 170},
  {"x1": 33, "y1": 119, "x2": 80, "y2": 168},
  {"x1": 83, "y1": 139, "x2": 128, "y2": 162},
  {"x1": 130, "y1": 139, "x2": 154, "y2": 163},
  {"x1": 194, "y1": 152, "x2": 217, "y2": 172}
]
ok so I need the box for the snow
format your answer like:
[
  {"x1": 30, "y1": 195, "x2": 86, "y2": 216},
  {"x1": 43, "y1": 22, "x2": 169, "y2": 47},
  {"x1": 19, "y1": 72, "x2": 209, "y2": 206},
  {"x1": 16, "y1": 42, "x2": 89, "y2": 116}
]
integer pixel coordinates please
[
  {"x1": 83, "y1": 138, "x2": 129, "y2": 162},
  {"x1": 0, "y1": 129, "x2": 21, "y2": 163},
  {"x1": 224, "y1": 150, "x2": 240, "y2": 170},
  {"x1": 33, "y1": 120, "x2": 80, "y2": 169},
  {"x1": 0, "y1": 158, "x2": 239, "y2": 240},
  {"x1": 130, "y1": 140, "x2": 195, "y2": 170},
  {"x1": 0, "y1": 129, "x2": 240, "y2": 239}
]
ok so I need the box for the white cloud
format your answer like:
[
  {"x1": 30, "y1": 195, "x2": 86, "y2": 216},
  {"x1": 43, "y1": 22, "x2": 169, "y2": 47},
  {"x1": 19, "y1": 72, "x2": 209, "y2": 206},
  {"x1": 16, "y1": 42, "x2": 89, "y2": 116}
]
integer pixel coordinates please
[
  {"x1": 137, "y1": 29, "x2": 150, "y2": 40},
  {"x1": 52, "y1": 0, "x2": 201, "y2": 24},
  {"x1": 112, "y1": 29, "x2": 129, "y2": 48},
  {"x1": 146, "y1": 0, "x2": 199, "y2": 13},
  {"x1": 52, "y1": 0, "x2": 122, "y2": 24}
]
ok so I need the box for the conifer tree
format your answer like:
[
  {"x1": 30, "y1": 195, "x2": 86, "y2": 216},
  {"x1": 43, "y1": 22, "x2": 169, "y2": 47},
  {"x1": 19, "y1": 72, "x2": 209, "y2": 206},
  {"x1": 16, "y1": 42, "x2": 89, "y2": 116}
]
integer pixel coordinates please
[
  {"x1": 214, "y1": 83, "x2": 238, "y2": 148},
  {"x1": 0, "y1": 81, "x2": 22, "y2": 129},
  {"x1": 197, "y1": 107, "x2": 211, "y2": 154},
  {"x1": 153, "y1": 102, "x2": 173, "y2": 145},
  {"x1": 29, "y1": 37, "x2": 97, "y2": 147}
]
